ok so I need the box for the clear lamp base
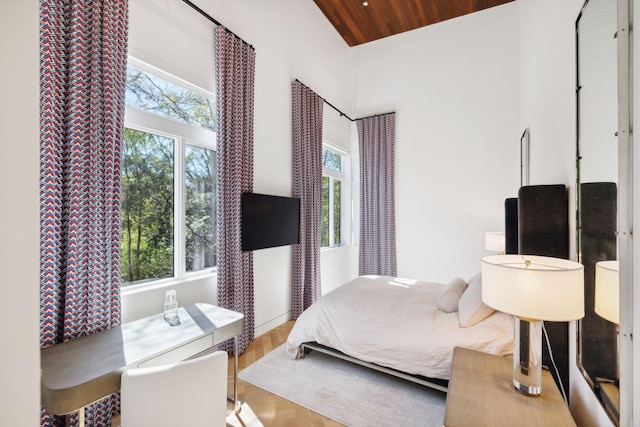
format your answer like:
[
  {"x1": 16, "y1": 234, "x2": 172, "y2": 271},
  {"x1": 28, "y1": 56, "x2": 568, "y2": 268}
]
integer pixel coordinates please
[{"x1": 513, "y1": 318, "x2": 542, "y2": 396}]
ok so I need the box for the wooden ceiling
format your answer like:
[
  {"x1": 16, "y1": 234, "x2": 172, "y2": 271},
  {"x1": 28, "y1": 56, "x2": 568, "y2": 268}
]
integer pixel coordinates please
[{"x1": 313, "y1": 0, "x2": 515, "y2": 47}]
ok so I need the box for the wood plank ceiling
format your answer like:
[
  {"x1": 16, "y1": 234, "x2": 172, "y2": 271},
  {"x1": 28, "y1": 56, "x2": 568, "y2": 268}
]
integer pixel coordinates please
[{"x1": 313, "y1": 0, "x2": 515, "y2": 47}]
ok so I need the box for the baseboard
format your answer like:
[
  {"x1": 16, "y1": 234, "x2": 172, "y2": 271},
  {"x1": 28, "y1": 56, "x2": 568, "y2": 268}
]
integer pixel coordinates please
[{"x1": 255, "y1": 311, "x2": 292, "y2": 338}]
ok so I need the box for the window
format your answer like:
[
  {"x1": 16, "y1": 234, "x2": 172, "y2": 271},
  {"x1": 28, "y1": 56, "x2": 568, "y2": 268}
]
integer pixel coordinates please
[
  {"x1": 321, "y1": 145, "x2": 348, "y2": 248},
  {"x1": 121, "y1": 59, "x2": 216, "y2": 288}
]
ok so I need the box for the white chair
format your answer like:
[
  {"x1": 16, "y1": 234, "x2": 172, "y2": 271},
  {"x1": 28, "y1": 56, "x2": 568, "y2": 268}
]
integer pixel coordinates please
[{"x1": 120, "y1": 350, "x2": 228, "y2": 427}]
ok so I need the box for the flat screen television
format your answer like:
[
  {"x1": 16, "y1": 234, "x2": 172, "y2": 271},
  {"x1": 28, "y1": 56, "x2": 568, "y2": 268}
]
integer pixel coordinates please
[{"x1": 241, "y1": 192, "x2": 301, "y2": 251}]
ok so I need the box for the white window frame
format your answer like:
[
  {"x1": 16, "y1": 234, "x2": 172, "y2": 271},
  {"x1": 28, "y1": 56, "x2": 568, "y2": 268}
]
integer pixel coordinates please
[
  {"x1": 322, "y1": 142, "x2": 351, "y2": 249},
  {"x1": 128, "y1": 57, "x2": 216, "y2": 110},
  {"x1": 122, "y1": 58, "x2": 217, "y2": 291}
]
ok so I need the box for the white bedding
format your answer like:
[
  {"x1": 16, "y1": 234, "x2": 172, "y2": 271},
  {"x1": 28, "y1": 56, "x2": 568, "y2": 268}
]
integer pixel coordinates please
[{"x1": 286, "y1": 275, "x2": 514, "y2": 380}]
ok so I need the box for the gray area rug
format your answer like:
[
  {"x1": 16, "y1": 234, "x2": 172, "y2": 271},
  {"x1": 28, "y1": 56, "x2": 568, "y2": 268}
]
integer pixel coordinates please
[{"x1": 238, "y1": 344, "x2": 446, "y2": 426}]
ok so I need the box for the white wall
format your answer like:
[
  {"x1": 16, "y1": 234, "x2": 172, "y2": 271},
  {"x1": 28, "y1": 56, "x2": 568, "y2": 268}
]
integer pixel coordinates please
[
  {"x1": 199, "y1": 0, "x2": 356, "y2": 336},
  {"x1": 578, "y1": 0, "x2": 618, "y2": 185},
  {"x1": 0, "y1": 1, "x2": 41, "y2": 426},
  {"x1": 123, "y1": 0, "x2": 357, "y2": 336},
  {"x1": 352, "y1": 0, "x2": 616, "y2": 424},
  {"x1": 4, "y1": 1, "x2": 630, "y2": 424},
  {"x1": 353, "y1": 3, "x2": 521, "y2": 284},
  {"x1": 3, "y1": 1, "x2": 356, "y2": 421},
  {"x1": 320, "y1": 105, "x2": 360, "y2": 295}
]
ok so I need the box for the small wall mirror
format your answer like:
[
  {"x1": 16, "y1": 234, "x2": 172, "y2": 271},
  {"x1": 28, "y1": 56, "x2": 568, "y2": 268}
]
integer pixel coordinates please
[{"x1": 576, "y1": 0, "x2": 619, "y2": 424}]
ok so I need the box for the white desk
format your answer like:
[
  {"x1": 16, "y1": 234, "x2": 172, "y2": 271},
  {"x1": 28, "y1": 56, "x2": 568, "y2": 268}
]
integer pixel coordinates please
[{"x1": 41, "y1": 303, "x2": 244, "y2": 424}]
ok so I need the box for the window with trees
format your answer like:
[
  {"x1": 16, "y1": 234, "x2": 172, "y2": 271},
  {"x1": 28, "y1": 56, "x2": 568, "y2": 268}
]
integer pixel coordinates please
[
  {"x1": 322, "y1": 145, "x2": 348, "y2": 248},
  {"x1": 121, "y1": 59, "x2": 217, "y2": 287}
]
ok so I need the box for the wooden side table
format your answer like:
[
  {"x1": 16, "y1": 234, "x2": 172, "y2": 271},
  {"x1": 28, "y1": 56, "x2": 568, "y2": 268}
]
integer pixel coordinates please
[{"x1": 444, "y1": 347, "x2": 576, "y2": 427}]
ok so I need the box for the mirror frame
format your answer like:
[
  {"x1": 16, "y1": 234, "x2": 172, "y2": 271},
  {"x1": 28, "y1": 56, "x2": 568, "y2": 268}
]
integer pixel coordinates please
[
  {"x1": 575, "y1": 0, "x2": 631, "y2": 424},
  {"x1": 615, "y1": 1, "x2": 631, "y2": 426}
]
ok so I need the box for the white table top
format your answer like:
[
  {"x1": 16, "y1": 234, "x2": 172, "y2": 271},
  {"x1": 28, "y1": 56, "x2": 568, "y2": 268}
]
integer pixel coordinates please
[{"x1": 41, "y1": 303, "x2": 244, "y2": 415}]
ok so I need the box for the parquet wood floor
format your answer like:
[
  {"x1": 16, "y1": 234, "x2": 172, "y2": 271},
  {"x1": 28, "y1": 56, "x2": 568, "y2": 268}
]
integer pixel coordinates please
[{"x1": 226, "y1": 320, "x2": 343, "y2": 427}]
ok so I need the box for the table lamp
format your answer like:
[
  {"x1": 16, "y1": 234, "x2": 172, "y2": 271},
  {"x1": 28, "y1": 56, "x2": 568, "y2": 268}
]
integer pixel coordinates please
[
  {"x1": 485, "y1": 231, "x2": 505, "y2": 254},
  {"x1": 481, "y1": 254, "x2": 584, "y2": 396},
  {"x1": 594, "y1": 260, "x2": 619, "y2": 324},
  {"x1": 594, "y1": 260, "x2": 619, "y2": 383}
]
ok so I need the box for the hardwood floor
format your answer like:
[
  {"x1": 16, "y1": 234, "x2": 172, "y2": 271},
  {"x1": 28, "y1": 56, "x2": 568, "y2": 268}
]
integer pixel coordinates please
[{"x1": 226, "y1": 320, "x2": 343, "y2": 427}]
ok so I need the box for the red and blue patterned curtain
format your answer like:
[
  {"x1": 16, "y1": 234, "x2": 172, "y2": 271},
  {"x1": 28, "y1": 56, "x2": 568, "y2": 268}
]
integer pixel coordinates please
[
  {"x1": 215, "y1": 26, "x2": 256, "y2": 354},
  {"x1": 291, "y1": 81, "x2": 323, "y2": 318},
  {"x1": 357, "y1": 113, "x2": 397, "y2": 276},
  {"x1": 40, "y1": 0, "x2": 128, "y2": 425}
]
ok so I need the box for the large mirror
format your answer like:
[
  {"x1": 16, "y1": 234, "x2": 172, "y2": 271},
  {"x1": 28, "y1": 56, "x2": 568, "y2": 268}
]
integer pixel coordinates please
[{"x1": 576, "y1": 0, "x2": 619, "y2": 424}]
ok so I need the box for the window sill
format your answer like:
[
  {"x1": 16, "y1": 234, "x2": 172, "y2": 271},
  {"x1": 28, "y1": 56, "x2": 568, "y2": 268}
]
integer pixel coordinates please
[
  {"x1": 321, "y1": 244, "x2": 347, "y2": 252},
  {"x1": 121, "y1": 269, "x2": 217, "y2": 296}
]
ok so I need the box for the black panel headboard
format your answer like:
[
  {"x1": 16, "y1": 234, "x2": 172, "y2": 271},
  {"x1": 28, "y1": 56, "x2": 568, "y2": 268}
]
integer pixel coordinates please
[
  {"x1": 518, "y1": 184, "x2": 569, "y2": 259},
  {"x1": 504, "y1": 198, "x2": 518, "y2": 255},
  {"x1": 508, "y1": 184, "x2": 570, "y2": 399},
  {"x1": 580, "y1": 182, "x2": 617, "y2": 381}
]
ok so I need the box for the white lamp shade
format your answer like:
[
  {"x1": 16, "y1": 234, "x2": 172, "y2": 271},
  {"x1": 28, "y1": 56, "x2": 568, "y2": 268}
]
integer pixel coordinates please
[
  {"x1": 594, "y1": 260, "x2": 619, "y2": 324},
  {"x1": 485, "y1": 232, "x2": 505, "y2": 253},
  {"x1": 481, "y1": 254, "x2": 585, "y2": 321}
]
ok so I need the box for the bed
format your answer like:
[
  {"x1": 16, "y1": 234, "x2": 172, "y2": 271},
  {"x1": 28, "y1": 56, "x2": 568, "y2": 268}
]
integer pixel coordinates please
[{"x1": 286, "y1": 274, "x2": 514, "y2": 391}]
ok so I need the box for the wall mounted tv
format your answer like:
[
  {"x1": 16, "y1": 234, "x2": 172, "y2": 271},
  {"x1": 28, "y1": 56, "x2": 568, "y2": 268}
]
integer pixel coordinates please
[{"x1": 241, "y1": 192, "x2": 301, "y2": 251}]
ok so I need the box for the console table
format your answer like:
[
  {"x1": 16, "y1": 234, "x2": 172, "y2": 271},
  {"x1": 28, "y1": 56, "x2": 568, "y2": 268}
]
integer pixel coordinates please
[
  {"x1": 444, "y1": 347, "x2": 576, "y2": 426},
  {"x1": 41, "y1": 303, "x2": 244, "y2": 426}
]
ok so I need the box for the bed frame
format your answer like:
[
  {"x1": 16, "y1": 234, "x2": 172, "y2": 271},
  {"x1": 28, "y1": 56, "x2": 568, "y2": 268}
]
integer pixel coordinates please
[
  {"x1": 298, "y1": 185, "x2": 568, "y2": 396},
  {"x1": 301, "y1": 342, "x2": 449, "y2": 393}
]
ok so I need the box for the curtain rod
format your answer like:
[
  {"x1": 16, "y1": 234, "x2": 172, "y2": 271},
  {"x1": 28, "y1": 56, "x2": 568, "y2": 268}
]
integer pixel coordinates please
[
  {"x1": 295, "y1": 79, "x2": 354, "y2": 122},
  {"x1": 179, "y1": 4, "x2": 394, "y2": 122},
  {"x1": 357, "y1": 111, "x2": 396, "y2": 121},
  {"x1": 181, "y1": 0, "x2": 254, "y2": 50},
  {"x1": 295, "y1": 79, "x2": 394, "y2": 122}
]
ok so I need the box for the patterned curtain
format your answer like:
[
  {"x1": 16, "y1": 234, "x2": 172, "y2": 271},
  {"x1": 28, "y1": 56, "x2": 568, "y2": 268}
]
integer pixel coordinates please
[
  {"x1": 215, "y1": 26, "x2": 255, "y2": 354},
  {"x1": 291, "y1": 81, "x2": 324, "y2": 318},
  {"x1": 39, "y1": 0, "x2": 128, "y2": 426},
  {"x1": 357, "y1": 113, "x2": 397, "y2": 276}
]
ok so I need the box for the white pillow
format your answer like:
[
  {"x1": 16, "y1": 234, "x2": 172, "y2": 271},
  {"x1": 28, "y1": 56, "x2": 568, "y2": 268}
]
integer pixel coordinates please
[
  {"x1": 437, "y1": 277, "x2": 467, "y2": 313},
  {"x1": 458, "y1": 273, "x2": 495, "y2": 327}
]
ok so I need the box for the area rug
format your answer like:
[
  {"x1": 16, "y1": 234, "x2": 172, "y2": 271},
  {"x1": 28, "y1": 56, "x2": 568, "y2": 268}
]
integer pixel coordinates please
[{"x1": 238, "y1": 344, "x2": 446, "y2": 427}]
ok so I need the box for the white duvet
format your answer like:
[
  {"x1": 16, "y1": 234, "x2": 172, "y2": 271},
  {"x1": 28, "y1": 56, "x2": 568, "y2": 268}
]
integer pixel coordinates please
[{"x1": 286, "y1": 275, "x2": 514, "y2": 380}]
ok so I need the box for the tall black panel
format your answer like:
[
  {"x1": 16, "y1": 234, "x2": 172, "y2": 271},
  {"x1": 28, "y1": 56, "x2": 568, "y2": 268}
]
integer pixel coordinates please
[
  {"x1": 505, "y1": 198, "x2": 518, "y2": 255},
  {"x1": 580, "y1": 182, "x2": 617, "y2": 381},
  {"x1": 517, "y1": 184, "x2": 570, "y2": 398},
  {"x1": 518, "y1": 185, "x2": 569, "y2": 259}
]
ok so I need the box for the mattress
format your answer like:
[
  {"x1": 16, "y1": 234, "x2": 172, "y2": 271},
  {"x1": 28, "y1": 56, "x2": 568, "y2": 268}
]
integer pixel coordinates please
[{"x1": 286, "y1": 275, "x2": 514, "y2": 380}]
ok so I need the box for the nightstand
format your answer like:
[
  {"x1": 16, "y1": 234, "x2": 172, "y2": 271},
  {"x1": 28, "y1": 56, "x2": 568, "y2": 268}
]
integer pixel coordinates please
[{"x1": 443, "y1": 347, "x2": 576, "y2": 427}]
